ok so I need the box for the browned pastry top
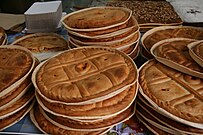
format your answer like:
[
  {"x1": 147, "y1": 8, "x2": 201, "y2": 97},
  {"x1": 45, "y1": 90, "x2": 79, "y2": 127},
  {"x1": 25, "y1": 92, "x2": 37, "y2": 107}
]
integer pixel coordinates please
[
  {"x1": 0, "y1": 47, "x2": 33, "y2": 92},
  {"x1": 143, "y1": 27, "x2": 203, "y2": 51},
  {"x1": 63, "y1": 7, "x2": 131, "y2": 29},
  {"x1": 139, "y1": 60, "x2": 203, "y2": 123},
  {"x1": 153, "y1": 39, "x2": 203, "y2": 72},
  {"x1": 36, "y1": 47, "x2": 137, "y2": 103},
  {"x1": 12, "y1": 33, "x2": 69, "y2": 53},
  {"x1": 193, "y1": 42, "x2": 203, "y2": 60},
  {"x1": 106, "y1": 1, "x2": 182, "y2": 25}
]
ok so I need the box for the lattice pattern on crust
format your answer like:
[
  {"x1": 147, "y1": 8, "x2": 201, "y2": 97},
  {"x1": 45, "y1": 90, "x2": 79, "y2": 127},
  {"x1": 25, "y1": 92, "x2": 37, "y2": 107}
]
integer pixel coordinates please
[
  {"x1": 0, "y1": 48, "x2": 33, "y2": 92},
  {"x1": 37, "y1": 47, "x2": 137, "y2": 103},
  {"x1": 154, "y1": 40, "x2": 203, "y2": 72},
  {"x1": 139, "y1": 60, "x2": 203, "y2": 123}
]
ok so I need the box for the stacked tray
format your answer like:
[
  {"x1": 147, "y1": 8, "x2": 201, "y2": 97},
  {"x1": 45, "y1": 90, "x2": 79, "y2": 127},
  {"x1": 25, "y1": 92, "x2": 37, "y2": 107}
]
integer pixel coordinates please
[
  {"x1": 62, "y1": 7, "x2": 140, "y2": 60},
  {"x1": 11, "y1": 33, "x2": 69, "y2": 61},
  {"x1": 105, "y1": 1, "x2": 182, "y2": 32},
  {"x1": 137, "y1": 59, "x2": 203, "y2": 134},
  {"x1": 0, "y1": 27, "x2": 7, "y2": 45},
  {"x1": 31, "y1": 47, "x2": 139, "y2": 134},
  {"x1": 0, "y1": 45, "x2": 37, "y2": 131},
  {"x1": 141, "y1": 26, "x2": 203, "y2": 59}
]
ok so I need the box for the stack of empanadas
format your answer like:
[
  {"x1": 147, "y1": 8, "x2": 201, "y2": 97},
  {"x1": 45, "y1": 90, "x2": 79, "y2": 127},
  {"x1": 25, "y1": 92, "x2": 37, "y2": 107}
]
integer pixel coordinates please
[
  {"x1": 62, "y1": 7, "x2": 140, "y2": 60},
  {"x1": 0, "y1": 45, "x2": 37, "y2": 131},
  {"x1": 137, "y1": 59, "x2": 203, "y2": 134},
  {"x1": 31, "y1": 47, "x2": 139, "y2": 134}
]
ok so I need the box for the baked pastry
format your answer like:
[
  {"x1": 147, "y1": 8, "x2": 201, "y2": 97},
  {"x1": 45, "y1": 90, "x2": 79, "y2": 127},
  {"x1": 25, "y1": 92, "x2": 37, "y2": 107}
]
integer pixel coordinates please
[
  {"x1": 0, "y1": 78, "x2": 31, "y2": 108},
  {"x1": 40, "y1": 104, "x2": 134, "y2": 130},
  {"x1": 30, "y1": 105, "x2": 111, "y2": 135},
  {"x1": 106, "y1": 1, "x2": 182, "y2": 25},
  {"x1": 68, "y1": 15, "x2": 139, "y2": 39},
  {"x1": 151, "y1": 38, "x2": 203, "y2": 78},
  {"x1": 0, "y1": 100, "x2": 34, "y2": 131},
  {"x1": 0, "y1": 46, "x2": 34, "y2": 93},
  {"x1": 137, "y1": 95, "x2": 203, "y2": 135},
  {"x1": 62, "y1": 7, "x2": 132, "y2": 31},
  {"x1": 69, "y1": 32, "x2": 140, "y2": 51},
  {"x1": 0, "y1": 88, "x2": 34, "y2": 119},
  {"x1": 36, "y1": 83, "x2": 137, "y2": 118},
  {"x1": 34, "y1": 47, "x2": 137, "y2": 104},
  {"x1": 12, "y1": 33, "x2": 69, "y2": 53},
  {"x1": 142, "y1": 26, "x2": 203, "y2": 58},
  {"x1": 139, "y1": 60, "x2": 203, "y2": 128}
]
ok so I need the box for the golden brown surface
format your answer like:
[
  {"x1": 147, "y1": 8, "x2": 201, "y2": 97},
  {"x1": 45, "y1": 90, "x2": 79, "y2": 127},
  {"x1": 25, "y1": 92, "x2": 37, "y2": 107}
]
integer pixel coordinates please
[
  {"x1": 36, "y1": 47, "x2": 137, "y2": 103},
  {"x1": 0, "y1": 78, "x2": 31, "y2": 107},
  {"x1": 12, "y1": 33, "x2": 69, "y2": 53},
  {"x1": 70, "y1": 32, "x2": 139, "y2": 49},
  {"x1": 69, "y1": 26, "x2": 138, "y2": 43},
  {"x1": 139, "y1": 60, "x2": 203, "y2": 123},
  {"x1": 69, "y1": 16, "x2": 138, "y2": 37},
  {"x1": 137, "y1": 95, "x2": 203, "y2": 134},
  {"x1": 153, "y1": 39, "x2": 203, "y2": 72},
  {"x1": 32, "y1": 105, "x2": 109, "y2": 135},
  {"x1": 0, "y1": 88, "x2": 34, "y2": 117},
  {"x1": 42, "y1": 104, "x2": 134, "y2": 130},
  {"x1": 37, "y1": 84, "x2": 136, "y2": 117},
  {"x1": 143, "y1": 27, "x2": 203, "y2": 52},
  {"x1": 63, "y1": 7, "x2": 131, "y2": 29},
  {"x1": 0, "y1": 101, "x2": 32, "y2": 130},
  {"x1": 193, "y1": 42, "x2": 203, "y2": 60},
  {"x1": 106, "y1": 1, "x2": 182, "y2": 25},
  {"x1": 0, "y1": 47, "x2": 33, "y2": 92}
]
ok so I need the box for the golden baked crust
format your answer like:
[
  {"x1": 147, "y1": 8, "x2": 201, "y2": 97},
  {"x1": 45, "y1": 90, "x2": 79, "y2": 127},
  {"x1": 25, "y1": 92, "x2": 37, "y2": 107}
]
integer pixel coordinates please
[
  {"x1": 41, "y1": 104, "x2": 134, "y2": 130},
  {"x1": 0, "y1": 47, "x2": 33, "y2": 92},
  {"x1": 139, "y1": 60, "x2": 203, "y2": 123},
  {"x1": 153, "y1": 39, "x2": 203, "y2": 72},
  {"x1": 143, "y1": 26, "x2": 203, "y2": 52},
  {"x1": 69, "y1": 26, "x2": 137, "y2": 43},
  {"x1": 63, "y1": 7, "x2": 131, "y2": 29},
  {"x1": 36, "y1": 47, "x2": 137, "y2": 103},
  {"x1": 106, "y1": 1, "x2": 182, "y2": 25},
  {"x1": 32, "y1": 105, "x2": 110, "y2": 135},
  {"x1": 12, "y1": 33, "x2": 69, "y2": 53},
  {"x1": 0, "y1": 100, "x2": 32, "y2": 130},
  {"x1": 193, "y1": 42, "x2": 203, "y2": 60},
  {"x1": 70, "y1": 32, "x2": 140, "y2": 50},
  {"x1": 0, "y1": 88, "x2": 34, "y2": 117},
  {"x1": 0, "y1": 77, "x2": 30, "y2": 107},
  {"x1": 37, "y1": 84, "x2": 136, "y2": 117},
  {"x1": 69, "y1": 16, "x2": 138, "y2": 37},
  {"x1": 137, "y1": 95, "x2": 203, "y2": 134}
]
